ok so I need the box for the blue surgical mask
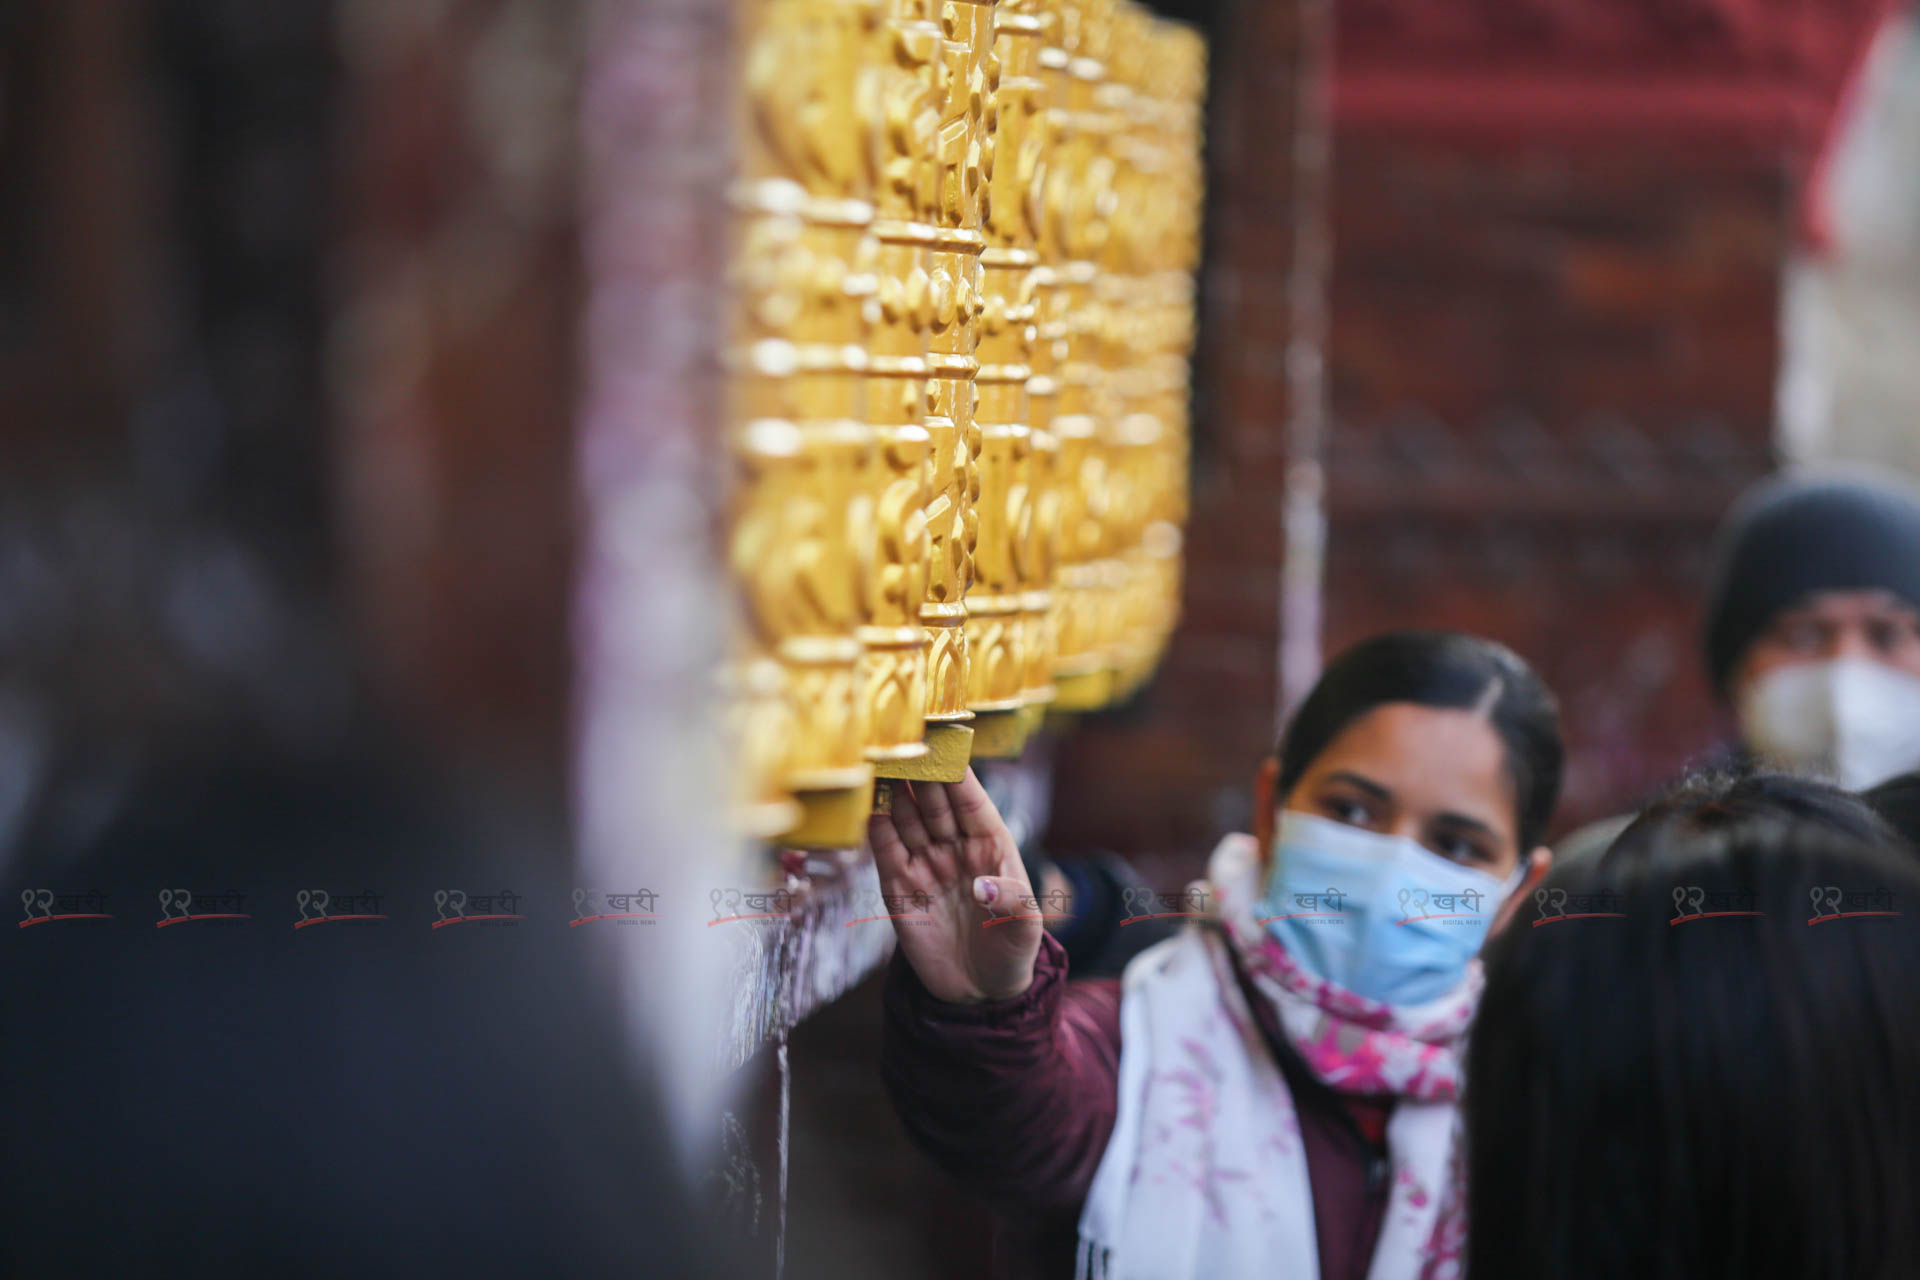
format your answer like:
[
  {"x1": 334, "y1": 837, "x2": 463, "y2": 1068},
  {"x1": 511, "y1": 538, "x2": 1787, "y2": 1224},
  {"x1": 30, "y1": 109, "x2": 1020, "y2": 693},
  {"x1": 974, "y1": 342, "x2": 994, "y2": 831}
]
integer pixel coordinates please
[{"x1": 1260, "y1": 810, "x2": 1523, "y2": 1008}]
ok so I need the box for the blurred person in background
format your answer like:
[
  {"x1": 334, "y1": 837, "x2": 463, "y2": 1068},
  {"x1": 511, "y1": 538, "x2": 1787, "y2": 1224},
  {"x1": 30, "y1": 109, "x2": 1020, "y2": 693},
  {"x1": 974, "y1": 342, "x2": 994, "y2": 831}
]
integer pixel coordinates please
[
  {"x1": 873, "y1": 631, "x2": 1562, "y2": 1280},
  {"x1": 1559, "y1": 470, "x2": 1920, "y2": 863},
  {"x1": 1016, "y1": 844, "x2": 1183, "y2": 980},
  {"x1": 978, "y1": 756, "x2": 1182, "y2": 981},
  {"x1": 1470, "y1": 772, "x2": 1920, "y2": 1280},
  {"x1": 0, "y1": 498, "x2": 732, "y2": 1279}
]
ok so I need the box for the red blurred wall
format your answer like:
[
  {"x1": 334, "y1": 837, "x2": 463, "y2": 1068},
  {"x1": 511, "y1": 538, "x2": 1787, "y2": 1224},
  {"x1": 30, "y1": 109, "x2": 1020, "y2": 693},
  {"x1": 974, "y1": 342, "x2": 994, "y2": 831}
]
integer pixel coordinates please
[{"x1": 1047, "y1": 0, "x2": 1894, "y2": 877}]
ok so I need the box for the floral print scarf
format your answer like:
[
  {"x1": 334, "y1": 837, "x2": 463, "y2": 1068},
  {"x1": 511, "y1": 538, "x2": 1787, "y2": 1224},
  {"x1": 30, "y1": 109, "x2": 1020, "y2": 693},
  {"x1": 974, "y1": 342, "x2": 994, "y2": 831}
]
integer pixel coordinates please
[{"x1": 1076, "y1": 833, "x2": 1473, "y2": 1280}]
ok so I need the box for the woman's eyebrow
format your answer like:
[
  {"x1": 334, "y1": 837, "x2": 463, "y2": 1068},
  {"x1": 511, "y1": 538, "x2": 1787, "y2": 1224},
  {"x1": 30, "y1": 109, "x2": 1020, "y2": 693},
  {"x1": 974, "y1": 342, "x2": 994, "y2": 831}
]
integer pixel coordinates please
[
  {"x1": 1433, "y1": 811, "x2": 1500, "y2": 839},
  {"x1": 1320, "y1": 770, "x2": 1391, "y2": 800}
]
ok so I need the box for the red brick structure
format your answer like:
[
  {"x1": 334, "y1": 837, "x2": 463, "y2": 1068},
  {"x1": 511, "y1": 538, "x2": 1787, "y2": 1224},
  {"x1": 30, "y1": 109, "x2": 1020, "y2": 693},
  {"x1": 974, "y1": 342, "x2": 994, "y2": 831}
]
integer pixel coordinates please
[{"x1": 1048, "y1": 0, "x2": 1898, "y2": 873}]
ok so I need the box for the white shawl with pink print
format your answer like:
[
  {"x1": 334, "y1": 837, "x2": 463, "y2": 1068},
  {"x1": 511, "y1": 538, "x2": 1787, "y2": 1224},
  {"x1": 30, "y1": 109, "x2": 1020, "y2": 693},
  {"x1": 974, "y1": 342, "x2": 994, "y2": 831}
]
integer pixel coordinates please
[{"x1": 1075, "y1": 834, "x2": 1473, "y2": 1280}]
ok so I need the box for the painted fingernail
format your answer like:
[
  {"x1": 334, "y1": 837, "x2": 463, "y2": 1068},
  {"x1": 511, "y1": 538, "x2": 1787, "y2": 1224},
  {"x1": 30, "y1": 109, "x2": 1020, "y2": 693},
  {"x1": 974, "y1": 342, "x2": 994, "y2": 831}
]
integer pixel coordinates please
[{"x1": 973, "y1": 877, "x2": 996, "y2": 906}]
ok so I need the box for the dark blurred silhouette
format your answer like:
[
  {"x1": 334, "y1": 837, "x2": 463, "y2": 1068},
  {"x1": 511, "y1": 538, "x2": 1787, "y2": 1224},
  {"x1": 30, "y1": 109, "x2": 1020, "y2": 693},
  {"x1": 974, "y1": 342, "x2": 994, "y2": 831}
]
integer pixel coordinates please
[
  {"x1": 0, "y1": 0, "x2": 729, "y2": 1268},
  {"x1": 2, "y1": 724, "x2": 734, "y2": 1278},
  {"x1": 1019, "y1": 847, "x2": 1182, "y2": 979},
  {"x1": 1471, "y1": 773, "x2": 1920, "y2": 1280},
  {"x1": 1864, "y1": 771, "x2": 1920, "y2": 851}
]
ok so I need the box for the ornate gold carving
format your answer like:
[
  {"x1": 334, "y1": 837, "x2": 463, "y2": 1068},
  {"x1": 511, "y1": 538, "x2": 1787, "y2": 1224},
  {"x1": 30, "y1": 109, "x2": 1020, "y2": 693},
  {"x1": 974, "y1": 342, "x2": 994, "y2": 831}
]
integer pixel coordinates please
[
  {"x1": 966, "y1": 0, "x2": 1048, "y2": 757},
  {"x1": 859, "y1": 0, "x2": 942, "y2": 765},
  {"x1": 1041, "y1": 0, "x2": 1114, "y2": 687},
  {"x1": 729, "y1": 0, "x2": 883, "y2": 845},
  {"x1": 918, "y1": 0, "x2": 994, "y2": 746},
  {"x1": 874, "y1": 719, "x2": 977, "y2": 780},
  {"x1": 723, "y1": 0, "x2": 1205, "y2": 842},
  {"x1": 1137, "y1": 21, "x2": 1204, "y2": 685}
]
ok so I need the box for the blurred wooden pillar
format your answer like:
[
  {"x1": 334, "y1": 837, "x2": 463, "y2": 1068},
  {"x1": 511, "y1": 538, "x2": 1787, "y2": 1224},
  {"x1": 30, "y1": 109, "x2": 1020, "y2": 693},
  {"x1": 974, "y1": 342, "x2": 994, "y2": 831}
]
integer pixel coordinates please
[
  {"x1": 0, "y1": 0, "x2": 146, "y2": 463},
  {"x1": 331, "y1": 0, "x2": 581, "y2": 805}
]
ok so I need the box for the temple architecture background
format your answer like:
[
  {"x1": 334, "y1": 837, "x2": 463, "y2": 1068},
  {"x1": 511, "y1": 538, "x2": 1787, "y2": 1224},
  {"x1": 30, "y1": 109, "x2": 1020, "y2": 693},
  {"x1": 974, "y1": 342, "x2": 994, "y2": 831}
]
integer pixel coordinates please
[
  {"x1": 1046, "y1": 0, "x2": 1903, "y2": 889},
  {"x1": 0, "y1": 0, "x2": 1908, "y2": 1276}
]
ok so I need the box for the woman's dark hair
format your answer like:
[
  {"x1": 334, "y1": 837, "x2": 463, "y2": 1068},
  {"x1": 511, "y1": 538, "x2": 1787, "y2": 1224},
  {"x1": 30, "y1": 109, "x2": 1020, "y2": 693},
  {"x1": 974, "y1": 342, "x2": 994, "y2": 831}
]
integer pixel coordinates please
[
  {"x1": 1276, "y1": 630, "x2": 1563, "y2": 851},
  {"x1": 1469, "y1": 773, "x2": 1920, "y2": 1280},
  {"x1": 1864, "y1": 771, "x2": 1920, "y2": 851},
  {"x1": 1606, "y1": 768, "x2": 1899, "y2": 859}
]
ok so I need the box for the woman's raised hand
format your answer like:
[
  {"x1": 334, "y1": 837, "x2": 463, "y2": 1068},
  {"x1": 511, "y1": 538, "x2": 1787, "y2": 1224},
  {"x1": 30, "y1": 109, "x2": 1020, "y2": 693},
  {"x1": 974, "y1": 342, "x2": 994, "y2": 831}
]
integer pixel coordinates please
[{"x1": 868, "y1": 769, "x2": 1042, "y2": 1004}]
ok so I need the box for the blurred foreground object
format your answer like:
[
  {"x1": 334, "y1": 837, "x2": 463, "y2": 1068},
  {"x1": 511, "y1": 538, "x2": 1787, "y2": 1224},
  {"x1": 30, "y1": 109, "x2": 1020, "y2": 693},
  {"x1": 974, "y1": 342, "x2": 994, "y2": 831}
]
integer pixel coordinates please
[
  {"x1": 1472, "y1": 775, "x2": 1920, "y2": 1279},
  {"x1": 1782, "y1": 9, "x2": 1920, "y2": 474},
  {"x1": 0, "y1": 736, "x2": 735, "y2": 1279}
]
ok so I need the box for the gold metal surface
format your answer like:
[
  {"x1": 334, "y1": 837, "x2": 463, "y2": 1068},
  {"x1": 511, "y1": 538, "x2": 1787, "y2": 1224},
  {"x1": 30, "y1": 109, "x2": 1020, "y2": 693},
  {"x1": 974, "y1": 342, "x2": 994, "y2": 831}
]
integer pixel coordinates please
[
  {"x1": 723, "y1": 0, "x2": 1205, "y2": 845},
  {"x1": 860, "y1": 0, "x2": 942, "y2": 767},
  {"x1": 878, "y1": 721, "x2": 977, "y2": 781}
]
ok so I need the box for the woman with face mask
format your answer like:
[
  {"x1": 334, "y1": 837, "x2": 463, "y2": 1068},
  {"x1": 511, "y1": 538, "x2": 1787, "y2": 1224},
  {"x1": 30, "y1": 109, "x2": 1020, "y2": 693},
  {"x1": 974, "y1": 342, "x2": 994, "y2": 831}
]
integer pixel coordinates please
[{"x1": 875, "y1": 631, "x2": 1562, "y2": 1280}]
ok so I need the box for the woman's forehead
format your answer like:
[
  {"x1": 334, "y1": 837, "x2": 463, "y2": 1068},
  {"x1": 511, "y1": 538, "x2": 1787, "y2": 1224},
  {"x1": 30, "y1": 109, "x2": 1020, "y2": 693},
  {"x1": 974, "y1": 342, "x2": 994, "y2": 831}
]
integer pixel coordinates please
[{"x1": 1298, "y1": 704, "x2": 1516, "y2": 827}]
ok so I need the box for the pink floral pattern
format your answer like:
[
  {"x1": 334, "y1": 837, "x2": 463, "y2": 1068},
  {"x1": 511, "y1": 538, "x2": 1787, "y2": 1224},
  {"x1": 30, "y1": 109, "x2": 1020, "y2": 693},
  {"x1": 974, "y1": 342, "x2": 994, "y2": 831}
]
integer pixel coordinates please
[{"x1": 1077, "y1": 836, "x2": 1475, "y2": 1280}]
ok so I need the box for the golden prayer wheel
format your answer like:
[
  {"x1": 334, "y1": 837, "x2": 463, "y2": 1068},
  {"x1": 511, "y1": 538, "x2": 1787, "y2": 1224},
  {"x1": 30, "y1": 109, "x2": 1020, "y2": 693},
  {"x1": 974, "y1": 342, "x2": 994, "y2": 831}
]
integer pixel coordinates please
[
  {"x1": 859, "y1": 0, "x2": 942, "y2": 770},
  {"x1": 721, "y1": 0, "x2": 1205, "y2": 845},
  {"x1": 966, "y1": 0, "x2": 1051, "y2": 759},
  {"x1": 729, "y1": 0, "x2": 881, "y2": 847}
]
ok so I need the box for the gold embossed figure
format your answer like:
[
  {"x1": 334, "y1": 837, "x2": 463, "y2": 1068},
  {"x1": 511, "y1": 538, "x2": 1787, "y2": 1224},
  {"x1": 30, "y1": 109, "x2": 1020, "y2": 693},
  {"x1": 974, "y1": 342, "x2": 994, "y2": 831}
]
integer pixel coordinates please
[
  {"x1": 721, "y1": 0, "x2": 1204, "y2": 843},
  {"x1": 966, "y1": 0, "x2": 1048, "y2": 757},
  {"x1": 1101, "y1": 2, "x2": 1154, "y2": 695},
  {"x1": 859, "y1": 0, "x2": 943, "y2": 767},
  {"x1": 904, "y1": 0, "x2": 995, "y2": 779},
  {"x1": 1130, "y1": 20, "x2": 1203, "y2": 683},
  {"x1": 1041, "y1": 0, "x2": 1118, "y2": 709},
  {"x1": 729, "y1": 0, "x2": 882, "y2": 844},
  {"x1": 1022, "y1": 0, "x2": 1065, "y2": 716}
]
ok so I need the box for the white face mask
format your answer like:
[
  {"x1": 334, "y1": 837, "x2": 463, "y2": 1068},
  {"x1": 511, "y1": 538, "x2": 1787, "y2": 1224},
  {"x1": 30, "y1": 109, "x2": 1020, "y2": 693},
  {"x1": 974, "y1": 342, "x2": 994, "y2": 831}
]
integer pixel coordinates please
[{"x1": 1738, "y1": 657, "x2": 1920, "y2": 791}]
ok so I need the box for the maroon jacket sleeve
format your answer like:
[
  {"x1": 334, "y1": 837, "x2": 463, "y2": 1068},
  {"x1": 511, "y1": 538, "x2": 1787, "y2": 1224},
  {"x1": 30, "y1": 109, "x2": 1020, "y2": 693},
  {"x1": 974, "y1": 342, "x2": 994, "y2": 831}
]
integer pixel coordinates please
[{"x1": 881, "y1": 931, "x2": 1122, "y2": 1219}]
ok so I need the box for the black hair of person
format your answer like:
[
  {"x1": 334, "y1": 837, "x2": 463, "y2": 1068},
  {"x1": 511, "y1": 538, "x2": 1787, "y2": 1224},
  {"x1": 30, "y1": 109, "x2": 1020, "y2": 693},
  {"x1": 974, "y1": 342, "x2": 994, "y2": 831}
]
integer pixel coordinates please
[
  {"x1": 1865, "y1": 770, "x2": 1920, "y2": 852},
  {"x1": 1605, "y1": 767, "x2": 1899, "y2": 856},
  {"x1": 1469, "y1": 773, "x2": 1920, "y2": 1280},
  {"x1": 1275, "y1": 630, "x2": 1563, "y2": 852}
]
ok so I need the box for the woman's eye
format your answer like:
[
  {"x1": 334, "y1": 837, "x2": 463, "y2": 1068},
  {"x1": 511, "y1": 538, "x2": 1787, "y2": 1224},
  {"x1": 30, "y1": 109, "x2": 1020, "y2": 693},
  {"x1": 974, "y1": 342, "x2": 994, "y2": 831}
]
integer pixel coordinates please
[
  {"x1": 1431, "y1": 834, "x2": 1486, "y2": 866},
  {"x1": 1324, "y1": 797, "x2": 1371, "y2": 826}
]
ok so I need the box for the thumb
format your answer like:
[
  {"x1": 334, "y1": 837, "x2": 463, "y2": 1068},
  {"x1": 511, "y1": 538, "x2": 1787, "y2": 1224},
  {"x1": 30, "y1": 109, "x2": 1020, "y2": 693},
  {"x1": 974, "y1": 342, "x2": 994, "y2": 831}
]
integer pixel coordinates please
[{"x1": 970, "y1": 874, "x2": 1035, "y2": 920}]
